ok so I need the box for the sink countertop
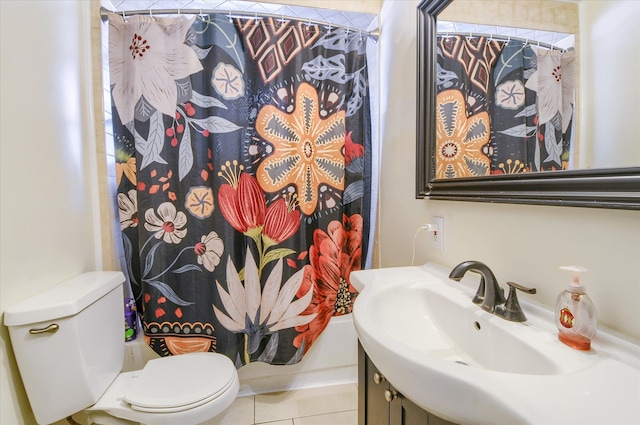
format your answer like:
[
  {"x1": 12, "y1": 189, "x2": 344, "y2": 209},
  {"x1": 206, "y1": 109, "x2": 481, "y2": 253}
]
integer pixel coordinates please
[{"x1": 352, "y1": 263, "x2": 640, "y2": 425}]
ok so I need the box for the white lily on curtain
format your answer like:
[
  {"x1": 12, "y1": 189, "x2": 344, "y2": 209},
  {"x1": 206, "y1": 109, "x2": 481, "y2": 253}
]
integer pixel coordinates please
[
  {"x1": 214, "y1": 249, "x2": 316, "y2": 364},
  {"x1": 109, "y1": 15, "x2": 203, "y2": 124},
  {"x1": 526, "y1": 47, "x2": 576, "y2": 168}
]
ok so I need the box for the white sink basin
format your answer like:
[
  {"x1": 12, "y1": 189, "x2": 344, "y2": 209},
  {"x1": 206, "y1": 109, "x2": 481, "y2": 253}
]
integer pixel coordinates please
[{"x1": 352, "y1": 263, "x2": 640, "y2": 425}]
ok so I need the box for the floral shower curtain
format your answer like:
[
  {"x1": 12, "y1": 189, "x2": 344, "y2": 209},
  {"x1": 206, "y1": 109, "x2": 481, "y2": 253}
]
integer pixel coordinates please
[
  {"x1": 109, "y1": 12, "x2": 373, "y2": 366},
  {"x1": 435, "y1": 34, "x2": 575, "y2": 178}
]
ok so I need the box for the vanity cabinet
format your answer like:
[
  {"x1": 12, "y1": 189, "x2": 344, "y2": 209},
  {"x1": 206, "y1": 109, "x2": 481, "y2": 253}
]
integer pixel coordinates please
[{"x1": 358, "y1": 343, "x2": 457, "y2": 425}]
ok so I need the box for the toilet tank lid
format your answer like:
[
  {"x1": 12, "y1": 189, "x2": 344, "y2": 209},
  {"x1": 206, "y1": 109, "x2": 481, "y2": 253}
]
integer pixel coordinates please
[{"x1": 4, "y1": 271, "x2": 125, "y2": 327}]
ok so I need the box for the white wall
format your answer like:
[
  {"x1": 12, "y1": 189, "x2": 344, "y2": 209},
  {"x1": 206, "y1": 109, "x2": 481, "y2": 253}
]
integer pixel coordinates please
[
  {"x1": 0, "y1": 1, "x2": 101, "y2": 424},
  {"x1": 580, "y1": 0, "x2": 640, "y2": 169},
  {"x1": 379, "y1": 0, "x2": 640, "y2": 342}
]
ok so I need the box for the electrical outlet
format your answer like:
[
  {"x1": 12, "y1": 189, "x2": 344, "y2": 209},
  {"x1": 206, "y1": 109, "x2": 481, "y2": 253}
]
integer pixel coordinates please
[{"x1": 429, "y1": 216, "x2": 444, "y2": 252}]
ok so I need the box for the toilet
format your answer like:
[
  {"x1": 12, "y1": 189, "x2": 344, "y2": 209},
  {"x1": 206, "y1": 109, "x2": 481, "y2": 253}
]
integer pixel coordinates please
[{"x1": 4, "y1": 271, "x2": 239, "y2": 425}]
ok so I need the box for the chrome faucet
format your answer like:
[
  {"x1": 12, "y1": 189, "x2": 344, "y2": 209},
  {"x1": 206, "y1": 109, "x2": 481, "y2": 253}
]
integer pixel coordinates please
[{"x1": 449, "y1": 260, "x2": 536, "y2": 322}]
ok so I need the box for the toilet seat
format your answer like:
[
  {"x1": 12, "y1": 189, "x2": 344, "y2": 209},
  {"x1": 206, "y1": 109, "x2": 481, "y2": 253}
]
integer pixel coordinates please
[
  {"x1": 124, "y1": 352, "x2": 236, "y2": 413},
  {"x1": 86, "y1": 352, "x2": 239, "y2": 425}
]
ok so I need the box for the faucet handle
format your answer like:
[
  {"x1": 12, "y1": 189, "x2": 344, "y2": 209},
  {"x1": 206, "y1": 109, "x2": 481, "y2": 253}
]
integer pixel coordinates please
[
  {"x1": 496, "y1": 282, "x2": 537, "y2": 322},
  {"x1": 506, "y1": 281, "x2": 536, "y2": 294}
]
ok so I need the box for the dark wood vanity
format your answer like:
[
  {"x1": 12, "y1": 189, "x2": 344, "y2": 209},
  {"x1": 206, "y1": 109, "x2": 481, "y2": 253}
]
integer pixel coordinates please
[{"x1": 358, "y1": 343, "x2": 457, "y2": 425}]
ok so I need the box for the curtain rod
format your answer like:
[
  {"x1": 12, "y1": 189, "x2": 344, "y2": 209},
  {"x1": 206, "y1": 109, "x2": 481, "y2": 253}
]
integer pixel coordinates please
[
  {"x1": 438, "y1": 31, "x2": 570, "y2": 52},
  {"x1": 99, "y1": 7, "x2": 379, "y2": 37}
]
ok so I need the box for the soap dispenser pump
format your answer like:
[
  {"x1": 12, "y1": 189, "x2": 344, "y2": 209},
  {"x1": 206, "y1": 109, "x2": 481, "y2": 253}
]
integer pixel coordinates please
[{"x1": 555, "y1": 266, "x2": 597, "y2": 350}]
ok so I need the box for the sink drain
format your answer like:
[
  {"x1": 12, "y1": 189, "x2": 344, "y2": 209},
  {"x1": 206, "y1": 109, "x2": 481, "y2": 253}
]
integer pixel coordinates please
[{"x1": 454, "y1": 360, "x2": 469, "y2": 366}]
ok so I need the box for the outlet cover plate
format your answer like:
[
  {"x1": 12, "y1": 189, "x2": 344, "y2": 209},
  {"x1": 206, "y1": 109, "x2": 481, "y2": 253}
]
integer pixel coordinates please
[{"x1": 430, "y1": 216, "x2": 444, "y2": 252}]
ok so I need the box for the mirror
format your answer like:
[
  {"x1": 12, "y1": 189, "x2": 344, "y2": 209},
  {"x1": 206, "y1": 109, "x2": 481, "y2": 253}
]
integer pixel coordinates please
[{"x1": 416, "y1": 0, "x2": 640, "y2": 209}]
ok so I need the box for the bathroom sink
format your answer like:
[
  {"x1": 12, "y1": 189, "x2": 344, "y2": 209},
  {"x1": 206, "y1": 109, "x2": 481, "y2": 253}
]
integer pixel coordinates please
[
  {"x1": 368, "y1": 279, "x2": 577, "y2": 375},
  {"x1": 352, "y1": 263, "x2": 640, "y2": 425}
]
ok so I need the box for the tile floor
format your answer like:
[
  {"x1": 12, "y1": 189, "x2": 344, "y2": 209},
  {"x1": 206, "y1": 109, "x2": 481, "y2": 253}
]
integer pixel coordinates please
[{"x1": 209, "y1": 383, "x2": 358, "y2": 425}]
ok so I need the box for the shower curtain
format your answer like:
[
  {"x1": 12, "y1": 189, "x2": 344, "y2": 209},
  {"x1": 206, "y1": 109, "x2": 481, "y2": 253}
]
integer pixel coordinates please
[
  {"x1": 436, "y1": 34, "x2": 575, "y2": 177},
  {"x1": 109, "y1": 12, "x2": 374, "y2": 367}
]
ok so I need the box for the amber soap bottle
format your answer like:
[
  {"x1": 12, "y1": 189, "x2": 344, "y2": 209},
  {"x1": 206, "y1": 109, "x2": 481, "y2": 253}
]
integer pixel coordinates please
[{"x1": 554, "y1": 266, "x2": 597, "y2": 350}]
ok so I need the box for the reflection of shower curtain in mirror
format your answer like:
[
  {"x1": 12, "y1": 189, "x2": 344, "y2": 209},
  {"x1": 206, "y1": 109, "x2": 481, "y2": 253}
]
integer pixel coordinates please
[{"x1": 436, "y1": 35, "x2": 575, "y2": 178}]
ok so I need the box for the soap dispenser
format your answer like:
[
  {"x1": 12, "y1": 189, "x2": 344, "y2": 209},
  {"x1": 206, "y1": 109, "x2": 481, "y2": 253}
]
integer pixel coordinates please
[{"x1": 554, "y1": 266, "x2": 597, "y2": 350}]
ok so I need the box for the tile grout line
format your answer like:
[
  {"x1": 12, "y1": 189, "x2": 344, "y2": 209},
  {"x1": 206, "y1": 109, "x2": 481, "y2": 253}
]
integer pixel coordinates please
[
  {"x1": 293, "y1": 407, "x2": 358, "y2": 419},
  {"x1": 251, "y1": 383, "x2": 358, "y2": 425},
  {"x1": 255, "y1": 409, "x2": 358, "y2": 425},
  {"x1": 253, "y1": 394, "x2": 257, "y2": 425}
]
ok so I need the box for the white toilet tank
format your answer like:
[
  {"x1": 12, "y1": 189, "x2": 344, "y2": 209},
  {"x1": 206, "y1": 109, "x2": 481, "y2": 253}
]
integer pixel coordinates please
[{"x1": 4, "y1": 272, "x2": 126, "y2": 424}]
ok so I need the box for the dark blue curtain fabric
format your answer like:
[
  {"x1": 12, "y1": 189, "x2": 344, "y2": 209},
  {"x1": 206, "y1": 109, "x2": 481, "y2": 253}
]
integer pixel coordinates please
[{"x1": 109, "y1": 12, "x2": 372, "y2": 366}]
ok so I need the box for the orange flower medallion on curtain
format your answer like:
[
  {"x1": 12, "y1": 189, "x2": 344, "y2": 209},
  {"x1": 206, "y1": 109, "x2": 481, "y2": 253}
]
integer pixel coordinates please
[{"x1": 255, "y1": 82, "x2": 346, "y2": 216}]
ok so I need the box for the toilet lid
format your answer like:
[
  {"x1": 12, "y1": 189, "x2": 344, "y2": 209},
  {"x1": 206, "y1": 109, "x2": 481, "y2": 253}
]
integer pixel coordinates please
[{"x1": 124, "y1": 352, "x2": 236, "y2": 412}]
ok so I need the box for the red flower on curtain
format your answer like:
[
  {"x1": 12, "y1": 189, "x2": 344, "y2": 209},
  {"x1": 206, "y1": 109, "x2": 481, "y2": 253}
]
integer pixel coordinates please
[
  {"x1": 218, "y1": 161, "x2": 303, "y2": 247},
  {"x1": 343, "y1": 131, "x2": 364, "y2": 166},
  {"x1": 217, "y1": 160, "x2": 266, "y2": 240},
  {"x1": 263, "y1": 194, "x2": 300, "y2": 247},
  {"x1": 218, "y1": 161, "x2": 301, "y2": 278},
  {"x1": 293, "y1": 214, "x2": 362, "y2": 352}
]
